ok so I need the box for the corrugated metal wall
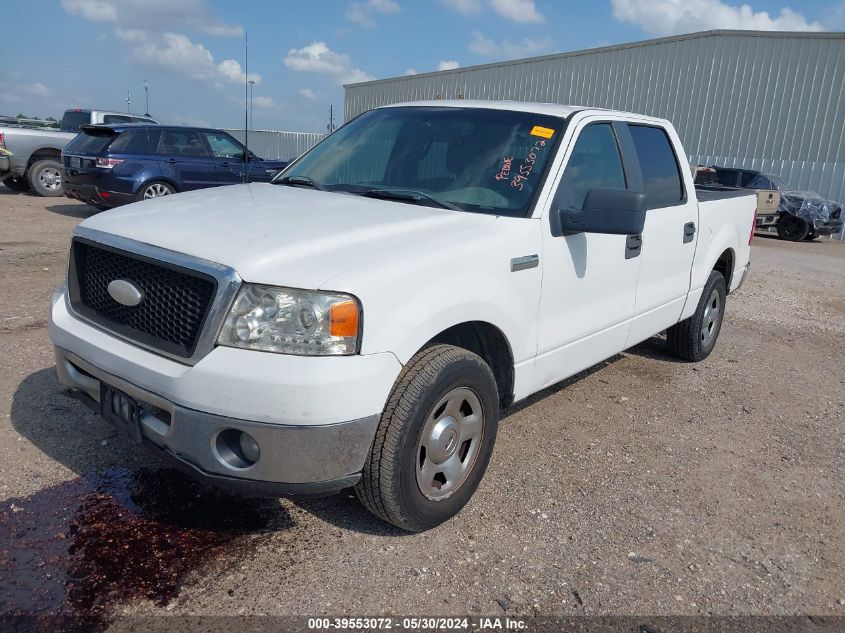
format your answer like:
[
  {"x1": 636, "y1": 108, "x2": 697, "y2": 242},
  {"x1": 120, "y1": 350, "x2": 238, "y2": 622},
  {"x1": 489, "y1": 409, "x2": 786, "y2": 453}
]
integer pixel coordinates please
[
  {"x1": 345, "y1": 30, "x2": 845, "y2": 214},
  {"x1": 224, "y1": 129, "x2": 325, "y2": 161}
]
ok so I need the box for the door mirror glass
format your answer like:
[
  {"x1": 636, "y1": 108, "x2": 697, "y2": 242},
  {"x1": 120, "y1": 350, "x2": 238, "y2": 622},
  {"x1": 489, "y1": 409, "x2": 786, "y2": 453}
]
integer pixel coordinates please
[{"x1": 552, "y1": 188, "x2": 647, "y2": 236}]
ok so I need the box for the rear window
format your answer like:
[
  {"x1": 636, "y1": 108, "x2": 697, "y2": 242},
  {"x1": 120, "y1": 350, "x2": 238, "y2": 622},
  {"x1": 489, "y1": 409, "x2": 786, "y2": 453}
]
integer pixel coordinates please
[
  {"x1": 60, "y1": 111, "x2": 90, "y2": 132},
  {"x1": 64, "y1": 131, "x2": 116, "y2": 154},
  {"x1": 106, "y1": 130, "x2": 150, "y2": 154},
  {"x1": 628, "y1": 124, "x2": 684, "y2": 209}
]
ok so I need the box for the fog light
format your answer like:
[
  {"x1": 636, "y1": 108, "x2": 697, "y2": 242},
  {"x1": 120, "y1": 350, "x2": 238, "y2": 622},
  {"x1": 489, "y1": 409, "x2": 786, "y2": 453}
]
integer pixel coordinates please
[
  {"x1": 239, "y1": 431, "x2": 261, "y2": 463},
  {"x1": 215, "y1": 428, "x2": 260, "y2": 469}
]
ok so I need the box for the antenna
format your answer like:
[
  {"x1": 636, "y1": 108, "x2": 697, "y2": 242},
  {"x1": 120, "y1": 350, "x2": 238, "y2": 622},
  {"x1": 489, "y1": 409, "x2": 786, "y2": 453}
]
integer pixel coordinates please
[
  {"x1": 143, "y1": 79, "x2": 150, "y2": 116},
  {"x1": 243, "y1": 31, "x2": 249, "y2": 184},
  {"x1": 125, "y1": 89, "x2": 132, "y2": 113}
]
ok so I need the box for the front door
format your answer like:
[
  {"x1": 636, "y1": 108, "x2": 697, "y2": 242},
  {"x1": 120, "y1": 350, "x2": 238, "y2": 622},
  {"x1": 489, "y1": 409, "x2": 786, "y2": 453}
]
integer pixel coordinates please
[{"x1": 533, "y1": 120, "x2": 642, "y2": 391}]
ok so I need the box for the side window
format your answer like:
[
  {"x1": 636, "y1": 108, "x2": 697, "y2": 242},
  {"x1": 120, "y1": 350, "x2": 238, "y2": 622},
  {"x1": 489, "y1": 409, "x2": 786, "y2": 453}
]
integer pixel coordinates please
[
  {"x1": 204, "y1": 132, "x2": 245, "y2": 158},
  {"x1": 106, "y1": 130, "x2": 150, "y2": 154},
  {"x1": 154, "y1": 130, "x2": 209, "y2": 157},
  {"x1": 103, "y1": 114, "x2": 132, "y2": 124},
  {"x1": 554, "y1": 123, "x2": 626, "y2": 210},
  {"x1": 739, "y1": 171, "x2": 758, "y2": 188},
  {"x1": 628, "y1": 125, "x2": 684, "y2": 209}
]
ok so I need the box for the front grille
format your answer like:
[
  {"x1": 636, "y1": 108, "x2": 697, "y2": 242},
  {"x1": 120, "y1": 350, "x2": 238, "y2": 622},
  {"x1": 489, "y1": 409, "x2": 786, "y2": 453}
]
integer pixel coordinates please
[
  {"x1": 68, "y1": 238, "x2": 217, "y2": 359},
  {"x1": 831, "y1": 205, "x2": 841, "y2": 221}
]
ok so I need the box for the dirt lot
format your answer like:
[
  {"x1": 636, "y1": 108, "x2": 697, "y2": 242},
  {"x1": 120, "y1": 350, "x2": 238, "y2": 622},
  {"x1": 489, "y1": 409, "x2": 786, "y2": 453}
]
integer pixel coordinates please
[{"x1": 1, "y1": 187, "x2": 843, "y2": 627}]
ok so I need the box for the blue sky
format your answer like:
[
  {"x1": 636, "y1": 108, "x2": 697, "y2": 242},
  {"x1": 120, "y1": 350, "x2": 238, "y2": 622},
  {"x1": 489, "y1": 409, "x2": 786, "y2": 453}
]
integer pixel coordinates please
[{"x1": 4, "y1": 0, "x2": 844, "y2": 133}]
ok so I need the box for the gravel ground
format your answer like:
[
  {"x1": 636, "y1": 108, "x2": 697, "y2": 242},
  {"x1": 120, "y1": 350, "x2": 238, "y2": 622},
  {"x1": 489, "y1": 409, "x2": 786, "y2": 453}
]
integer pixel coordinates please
[{"x1": 0, "y1": 186, "x2": 843, "y2": 627}]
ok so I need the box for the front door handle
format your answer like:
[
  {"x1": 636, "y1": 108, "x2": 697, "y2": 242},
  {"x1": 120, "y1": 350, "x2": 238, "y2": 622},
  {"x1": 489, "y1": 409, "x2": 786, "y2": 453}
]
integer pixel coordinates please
[
  {"x1": 683, "y1": 222, "x2": 696, "y2": 243},
  {"x1": 625, "y1": 234, "x2": 642, "y2": 259}
]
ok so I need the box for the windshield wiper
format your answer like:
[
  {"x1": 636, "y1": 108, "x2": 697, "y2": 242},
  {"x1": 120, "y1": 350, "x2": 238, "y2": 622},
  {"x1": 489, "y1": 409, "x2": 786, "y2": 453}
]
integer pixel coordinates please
[
  {"x1": 358, "y1": 188, "x2": 461, "y2": 211},
  {"x1": 274, "y1": 175, "x2": 327, "y2": 191}
]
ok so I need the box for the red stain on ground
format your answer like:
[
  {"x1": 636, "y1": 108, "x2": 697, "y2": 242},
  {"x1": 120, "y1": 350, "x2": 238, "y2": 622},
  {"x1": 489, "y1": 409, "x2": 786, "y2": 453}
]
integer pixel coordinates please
[{"x1": 0, "y1": 468, "x2": 289, "y2": 631}]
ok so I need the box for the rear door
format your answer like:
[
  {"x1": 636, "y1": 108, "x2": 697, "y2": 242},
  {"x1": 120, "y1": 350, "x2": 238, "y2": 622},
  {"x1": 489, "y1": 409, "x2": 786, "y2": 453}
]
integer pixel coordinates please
[
  {"x1": 152, "y1": 129, "x2": 217, "y2": 190},
  {"x1": 624, "y1": 122, "x2": 698, "y2": 347}
]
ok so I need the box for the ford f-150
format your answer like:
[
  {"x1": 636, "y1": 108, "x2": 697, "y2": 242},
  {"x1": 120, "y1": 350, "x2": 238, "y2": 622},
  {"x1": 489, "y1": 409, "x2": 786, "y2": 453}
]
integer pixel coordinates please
[{"x1": 48, "y1": 101, "x2": 756, "y2": 531}]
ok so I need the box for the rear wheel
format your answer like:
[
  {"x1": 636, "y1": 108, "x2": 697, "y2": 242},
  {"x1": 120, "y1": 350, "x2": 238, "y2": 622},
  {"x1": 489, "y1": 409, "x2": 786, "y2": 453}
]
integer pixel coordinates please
[
  {"x1": 3, "y1": 177, "x2": 30, "y2": 192},
  {"x1": 355, "y1": 344, "x2": 499, "y2": 532},
  {"x1": 667, "y1": 270, "x2": 727, "y2": 362},
  {"x1": 776, "y1": 214, "x2": 810, "y2": 241},
  {"x1": 27, "y1": 159, "x2": 64, "y2": 197},
  {"x1": 137, "y1": 181, "x2": 175, "y2": 201}
]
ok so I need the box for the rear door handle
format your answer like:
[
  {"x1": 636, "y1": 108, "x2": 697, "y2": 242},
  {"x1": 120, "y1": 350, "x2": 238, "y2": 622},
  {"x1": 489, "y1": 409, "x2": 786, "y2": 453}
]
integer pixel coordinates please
[
  {"x1": 625, "y1": 234, "x2": 642, "y2": 259},
  {"x1": 683, "y1": 222, "x2": 696, "y2": 243}
]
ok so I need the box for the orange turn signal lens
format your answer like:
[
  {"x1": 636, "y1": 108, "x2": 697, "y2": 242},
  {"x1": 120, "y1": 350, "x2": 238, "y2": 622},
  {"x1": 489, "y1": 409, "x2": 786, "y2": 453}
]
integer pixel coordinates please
[{"x1": 329, "y1": 300, "x2": 359, "y2": 338}]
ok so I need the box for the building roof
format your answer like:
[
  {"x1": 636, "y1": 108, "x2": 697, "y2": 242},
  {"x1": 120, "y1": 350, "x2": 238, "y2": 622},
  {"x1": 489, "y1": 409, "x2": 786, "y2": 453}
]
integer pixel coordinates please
[{"x1": 346, "y1": 29, "x2": 845, "y2": 88}]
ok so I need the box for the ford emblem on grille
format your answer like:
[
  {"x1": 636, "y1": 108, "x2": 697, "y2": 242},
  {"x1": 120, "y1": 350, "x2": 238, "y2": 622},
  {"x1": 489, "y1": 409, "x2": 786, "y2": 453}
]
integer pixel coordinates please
[{"x1": 107, "y1": 279, "x2": 144, "y2": 307}]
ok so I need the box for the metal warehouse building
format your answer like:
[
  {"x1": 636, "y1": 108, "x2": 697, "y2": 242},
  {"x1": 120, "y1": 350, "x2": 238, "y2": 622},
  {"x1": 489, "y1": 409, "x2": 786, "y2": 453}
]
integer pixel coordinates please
[{"x1": 345, "y1": 30, "x2": 845, "y2": 207}]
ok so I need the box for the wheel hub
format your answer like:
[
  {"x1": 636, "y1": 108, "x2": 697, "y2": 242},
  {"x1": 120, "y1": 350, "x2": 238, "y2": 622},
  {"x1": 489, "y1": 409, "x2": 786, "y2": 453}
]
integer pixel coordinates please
[{"x1": 415, "y1": 387, "x2": 484, "y2": 500}]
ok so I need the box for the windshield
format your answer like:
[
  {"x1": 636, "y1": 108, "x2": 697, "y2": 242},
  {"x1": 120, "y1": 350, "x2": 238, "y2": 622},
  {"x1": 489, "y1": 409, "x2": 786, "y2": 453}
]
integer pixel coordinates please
[
  {"x1": 276, "y1": 106, "x2": 565, "y2": 217},
  {"x1": 764, "y1": 174, "x2": 789, "y2": 190}
]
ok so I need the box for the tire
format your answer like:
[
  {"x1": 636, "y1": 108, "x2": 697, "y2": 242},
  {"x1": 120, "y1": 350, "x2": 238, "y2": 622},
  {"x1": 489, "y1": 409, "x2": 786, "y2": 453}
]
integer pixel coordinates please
[
  {"x1": 355, "y1": 344, "x2": 499, "y2": 532},
  {"x1": 3, "y1": 176, "x2": 30, "y2": 192},
  {"x1": 667, "y1": 270, "x2": 727, "y2": 362},
  {"x1": 136, "y1": 180, "x2": 175, "y2": 201},
  {"x1": 27, "y1": 159, "x2": 64, "y2": 197},
  {"x1": 776, "y1": 214, "x2": 810, "y2": 241}
]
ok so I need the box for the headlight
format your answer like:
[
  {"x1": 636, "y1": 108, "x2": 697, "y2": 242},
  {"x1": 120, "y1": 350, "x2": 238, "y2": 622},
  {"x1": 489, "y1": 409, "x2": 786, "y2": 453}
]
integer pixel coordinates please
[{"x1": 217, "y1": 284, "x2": 360, "y2": 356}]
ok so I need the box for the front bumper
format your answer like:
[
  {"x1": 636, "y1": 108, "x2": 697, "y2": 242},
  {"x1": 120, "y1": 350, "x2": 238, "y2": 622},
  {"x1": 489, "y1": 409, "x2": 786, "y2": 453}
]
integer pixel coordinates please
[
  {"x1": 49, "y1": 285, "x2": 403, "y2": 495},
  {"x1": 813, "y1": 219, "x2": 843, "y2": 236},
  {"x1": 55, "y1": 347, "x2": 379, "y2": 495}
]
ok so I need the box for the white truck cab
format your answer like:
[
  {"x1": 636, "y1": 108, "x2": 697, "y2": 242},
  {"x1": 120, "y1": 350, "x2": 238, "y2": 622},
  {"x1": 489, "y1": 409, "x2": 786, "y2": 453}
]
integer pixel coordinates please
[{"x1": 49, "y1": 101, "x2": 755, "y2": 531}]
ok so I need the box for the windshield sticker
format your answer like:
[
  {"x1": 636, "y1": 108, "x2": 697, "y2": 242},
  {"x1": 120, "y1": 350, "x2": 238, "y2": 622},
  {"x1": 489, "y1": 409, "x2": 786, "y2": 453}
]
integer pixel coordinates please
[
  {"x1": 510, "y1": 139, "x2": 547, "y2": 191},
  {"x1": 495, "y1": 156, "x2": 514, "y2": 181},
  {"x1": 530, "y1": 125, "x2": 555, "y2": 139}
]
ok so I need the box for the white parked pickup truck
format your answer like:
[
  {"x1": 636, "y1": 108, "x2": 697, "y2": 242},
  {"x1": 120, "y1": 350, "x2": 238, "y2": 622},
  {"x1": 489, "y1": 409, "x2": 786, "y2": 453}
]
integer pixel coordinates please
[{"x1": 49, "y1": 101, "x2": 755, "y2": 531}]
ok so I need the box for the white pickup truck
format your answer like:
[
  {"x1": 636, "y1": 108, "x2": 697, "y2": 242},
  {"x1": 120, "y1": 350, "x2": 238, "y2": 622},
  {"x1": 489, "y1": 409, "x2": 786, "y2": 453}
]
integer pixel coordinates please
[{"x1": 49, "y1": 101, "x2": 755, "y2": 531}]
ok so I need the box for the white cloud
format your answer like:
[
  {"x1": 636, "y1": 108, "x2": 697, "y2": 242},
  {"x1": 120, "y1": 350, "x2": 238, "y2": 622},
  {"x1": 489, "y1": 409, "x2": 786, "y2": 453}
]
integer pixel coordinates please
[
  {"x1": 404, "y1": 68, "x2": 418, "y2": 75},
  {"x1": 252, "y1": 96, "x2": 278, "y2": 110},
  {"x1": 441, "y1": 0, "x2": 543, "y2": 23},
  {"x1": 346, "y1": 0, "x2": 400, "y2": 27},
  {"x1": 441, "y1": 0, "x2": 482, "y2": 13},
  {"x1": 299, "y1": 88, "x2": 317, "y2": 99},
  {"x1": 469, "y1": 31, "x2": 553, "y2": 58},
  {"x1": 611, "y1": 0, "x2": 823, "y2": 35},
  {"x1": 117, "y1": 30, "x2": 260, "y2": 85},
  {"x1": 284, "y1": 41, "x2": 374, "y2": 84},
  {"x1": 61, "y1": 0, "x2": 243, "y2": 36},
  {"x1": 490, "y1": 0, "x2": 544, "y2": 23},
  {"x1": 437, "y1": 60, "x2": 461, "y2": 71},
  {"x1": 23, "y1": 82, "x2": 53, "y2": 97}
]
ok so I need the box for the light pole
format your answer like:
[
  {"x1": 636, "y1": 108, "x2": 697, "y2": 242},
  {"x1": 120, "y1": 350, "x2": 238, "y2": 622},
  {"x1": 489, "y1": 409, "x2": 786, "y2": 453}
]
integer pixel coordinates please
[
  {"x1": 248, "y1": 79, "x2": 256, "y2": 130},
  {"x1": 143, "y1": 79, "x2": 149, "y2": 116},
  {"x1": 125, "y1": 90, "x2": 131, "y2": 113}
]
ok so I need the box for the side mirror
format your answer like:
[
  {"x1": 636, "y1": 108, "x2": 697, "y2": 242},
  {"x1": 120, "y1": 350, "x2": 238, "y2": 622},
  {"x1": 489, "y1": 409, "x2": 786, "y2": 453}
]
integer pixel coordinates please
[{"x1": 551, "y1": 188, "x2": 647, "y2": 237}]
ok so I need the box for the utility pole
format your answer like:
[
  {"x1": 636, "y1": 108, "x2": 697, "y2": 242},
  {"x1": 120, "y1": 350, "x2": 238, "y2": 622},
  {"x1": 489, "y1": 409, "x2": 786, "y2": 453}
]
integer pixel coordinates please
[
  {"x1": 327, "y1": 105, "x2": 336, "y2": 134},
  {"x1": 125, "y1": 90, "x2": 132, "y2": 113},
  {"x1": 248, "y1": 79, "x2": 255, "y2": 130},
  {"x1": 143, "y1": 79, "x2": 150, "y2": 116}
]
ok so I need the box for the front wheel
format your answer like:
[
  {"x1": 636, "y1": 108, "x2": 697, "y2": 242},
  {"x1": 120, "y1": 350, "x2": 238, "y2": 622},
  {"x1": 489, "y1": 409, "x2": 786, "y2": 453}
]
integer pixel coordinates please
[
  {"x1": 777, "y1": 214, "x2": 810, "y2": 241},
  {"x1": 355, "y1": 345, "x2": 499, "y2": 532},
  {"x1": 667, "y1": 270, "x2": 727, "y2": 362},
  {"x1": 136, "y1": 180, "x2": 175, "y2": 201}
]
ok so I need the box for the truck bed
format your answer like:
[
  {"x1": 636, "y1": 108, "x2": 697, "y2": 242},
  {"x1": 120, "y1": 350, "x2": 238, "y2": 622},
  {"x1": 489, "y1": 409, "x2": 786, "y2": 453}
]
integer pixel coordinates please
[{"x1": 695, "y1": 184, "x2": 755, "y2": 203}]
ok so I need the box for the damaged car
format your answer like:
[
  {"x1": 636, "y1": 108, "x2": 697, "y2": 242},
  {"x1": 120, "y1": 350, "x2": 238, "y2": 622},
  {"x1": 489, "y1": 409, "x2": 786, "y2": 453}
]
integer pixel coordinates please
[{"x1": 693, "y1": 167, "x2": 843, "y2": 241}]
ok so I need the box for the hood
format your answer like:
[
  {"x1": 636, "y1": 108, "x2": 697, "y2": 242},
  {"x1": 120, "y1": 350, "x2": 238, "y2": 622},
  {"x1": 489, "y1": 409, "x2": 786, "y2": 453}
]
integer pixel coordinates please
[{"x1": 78, "y1": 183, "x2": 497, "y2": 289}]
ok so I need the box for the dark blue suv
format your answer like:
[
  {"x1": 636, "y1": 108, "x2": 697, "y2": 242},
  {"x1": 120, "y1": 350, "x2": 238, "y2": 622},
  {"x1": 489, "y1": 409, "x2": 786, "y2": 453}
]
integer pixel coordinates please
[{"x1": 62, "y1": 124, "x2": 289, "y2": 209}]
